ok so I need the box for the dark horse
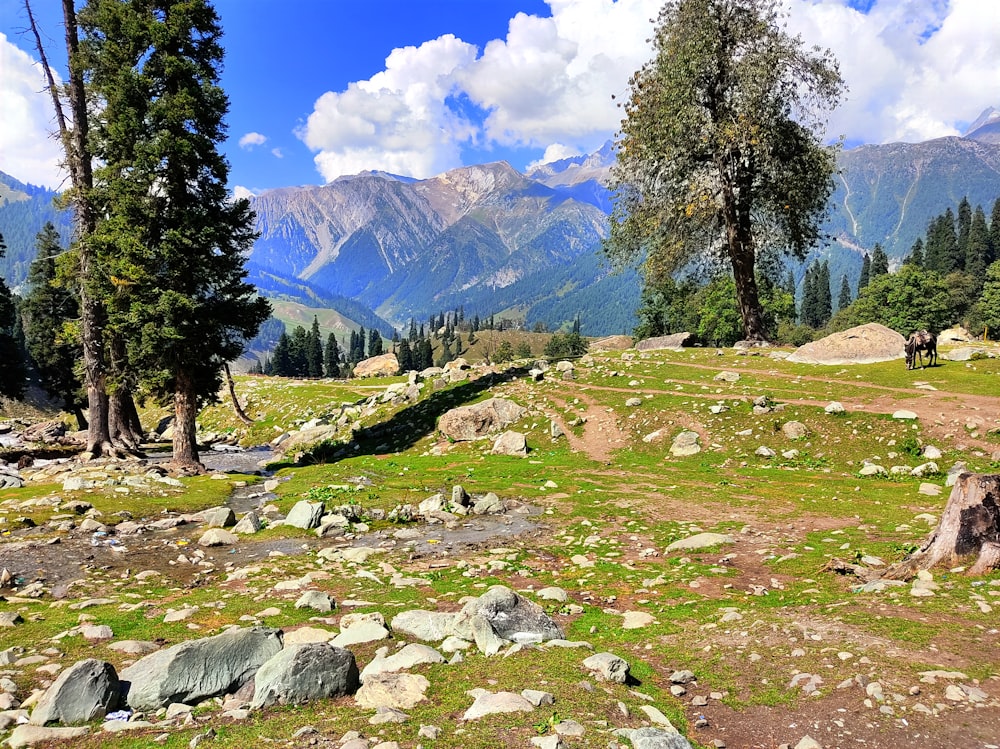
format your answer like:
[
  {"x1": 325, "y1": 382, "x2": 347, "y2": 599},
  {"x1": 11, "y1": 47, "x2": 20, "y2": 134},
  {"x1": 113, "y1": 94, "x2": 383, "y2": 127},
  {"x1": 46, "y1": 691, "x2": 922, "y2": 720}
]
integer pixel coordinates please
[{"x1": 905, "y1": 330, "x2": 937, "y2": 370}]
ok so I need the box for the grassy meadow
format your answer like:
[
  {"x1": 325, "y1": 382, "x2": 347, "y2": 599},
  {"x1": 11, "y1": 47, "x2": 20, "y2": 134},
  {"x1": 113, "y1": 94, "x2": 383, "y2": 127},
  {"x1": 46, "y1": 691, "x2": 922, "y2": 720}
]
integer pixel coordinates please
[{"x1": 2, "y1": 342, "x2": 1000, "y2": 748}]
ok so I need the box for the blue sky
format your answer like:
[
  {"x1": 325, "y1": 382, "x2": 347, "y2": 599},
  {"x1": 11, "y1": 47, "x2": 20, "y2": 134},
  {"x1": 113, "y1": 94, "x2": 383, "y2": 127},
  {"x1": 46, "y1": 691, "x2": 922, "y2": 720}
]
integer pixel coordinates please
[{"x1": 2, "y1": 1, "x2": 998, "y2": 193}]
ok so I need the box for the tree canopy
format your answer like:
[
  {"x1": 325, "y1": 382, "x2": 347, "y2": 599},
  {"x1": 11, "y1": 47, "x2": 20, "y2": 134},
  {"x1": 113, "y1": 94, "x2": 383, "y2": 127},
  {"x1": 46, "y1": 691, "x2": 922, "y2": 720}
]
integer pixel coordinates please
[{"x1": 605, "y1": 0, "x2": 843, "y2": 341}]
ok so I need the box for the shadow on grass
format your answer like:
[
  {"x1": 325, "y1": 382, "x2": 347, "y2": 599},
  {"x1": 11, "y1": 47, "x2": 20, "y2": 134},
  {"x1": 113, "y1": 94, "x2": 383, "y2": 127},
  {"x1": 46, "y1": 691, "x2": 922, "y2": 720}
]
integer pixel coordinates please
[{"x1": 268, "y1": 364, "x2": 531, "y2": 469}]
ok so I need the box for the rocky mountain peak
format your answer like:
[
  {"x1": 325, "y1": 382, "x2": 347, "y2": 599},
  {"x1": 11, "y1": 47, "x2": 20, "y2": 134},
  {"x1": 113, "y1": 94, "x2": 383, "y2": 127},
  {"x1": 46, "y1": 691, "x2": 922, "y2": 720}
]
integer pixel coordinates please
[{"x1": 964, "y1": 106, "x2": 1000, "y2": 144}]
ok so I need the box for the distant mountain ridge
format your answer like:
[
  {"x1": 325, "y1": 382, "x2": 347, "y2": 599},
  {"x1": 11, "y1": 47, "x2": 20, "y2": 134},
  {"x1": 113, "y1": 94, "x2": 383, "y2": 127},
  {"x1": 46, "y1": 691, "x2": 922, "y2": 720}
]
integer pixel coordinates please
[{"x1": 2, "y1": 107, "x2": 1000, "y2": 336}]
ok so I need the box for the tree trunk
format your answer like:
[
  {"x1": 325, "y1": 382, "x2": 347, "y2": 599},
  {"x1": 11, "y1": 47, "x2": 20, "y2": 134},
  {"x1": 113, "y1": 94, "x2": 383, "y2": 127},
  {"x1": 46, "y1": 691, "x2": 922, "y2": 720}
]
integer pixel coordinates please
[
  {"x1": 883, "y1": 473, "x2": 1000, "y2": 579},
  {"x1": 109, "y1": 388, "x2": 144, "y2": 450},
  {"x1": 730, "y1": 245, "x2": 766, "y2": 341},
  {"x1": 224, "y1": 362, "x2": 254, "y2": 425},
  {"x1": 172, "y1": 371, "x2": 203, "y2": 471},
  {"x1": 27, "y1": 0, "x2": 115, "y2": 459}
]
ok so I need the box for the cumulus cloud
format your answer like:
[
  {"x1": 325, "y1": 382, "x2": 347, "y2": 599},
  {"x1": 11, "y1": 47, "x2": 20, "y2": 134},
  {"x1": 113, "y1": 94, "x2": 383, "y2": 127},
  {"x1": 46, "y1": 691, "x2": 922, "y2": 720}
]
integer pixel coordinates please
[
  {"x1": 0, "y1": 33, "x2": 65, "y2": 189},
  {"x1": 300, "y1": 34, "x2": 479, "y2": 182},
  {"x1": 300, "y1": 2, "x2": 659, "y2": 182},
  {"x1": 527, "y1": 143, "x2": 582, "y2": 171},
  {"x1": 238, "y1": 132, "x2": 268, "y2": 149},
  {"x1": 301, "y1": 0, "x2": 1000, "y2": 182},
  {"x1": 785, "y1": 0, "x2": 1000, "y2": 144}
]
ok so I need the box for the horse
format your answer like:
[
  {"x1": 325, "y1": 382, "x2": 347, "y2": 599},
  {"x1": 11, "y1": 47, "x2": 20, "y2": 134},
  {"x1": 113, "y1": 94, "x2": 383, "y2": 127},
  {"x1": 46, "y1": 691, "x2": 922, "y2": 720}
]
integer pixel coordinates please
[{"x1": 905, "y1": 330, "x2": 937, "y2": 370}]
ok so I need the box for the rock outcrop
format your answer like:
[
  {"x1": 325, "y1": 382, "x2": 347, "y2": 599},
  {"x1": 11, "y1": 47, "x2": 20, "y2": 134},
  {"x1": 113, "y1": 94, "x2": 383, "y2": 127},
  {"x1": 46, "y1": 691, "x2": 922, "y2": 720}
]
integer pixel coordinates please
[{"x1": 787, "y1": 323, "x2": 905, "y2": 365}]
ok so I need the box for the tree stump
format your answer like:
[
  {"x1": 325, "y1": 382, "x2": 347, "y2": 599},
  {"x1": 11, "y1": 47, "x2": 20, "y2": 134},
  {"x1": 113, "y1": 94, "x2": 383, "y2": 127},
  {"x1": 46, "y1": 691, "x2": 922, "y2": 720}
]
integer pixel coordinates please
[{"x1": 883, "y1": 473, "x2": 1000, "y2": 579}]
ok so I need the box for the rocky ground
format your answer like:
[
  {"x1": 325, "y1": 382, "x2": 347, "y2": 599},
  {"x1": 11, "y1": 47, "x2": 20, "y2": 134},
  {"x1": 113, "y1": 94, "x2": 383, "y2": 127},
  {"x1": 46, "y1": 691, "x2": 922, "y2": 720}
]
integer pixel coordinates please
[{"x1": 3, "y1": 344, "x2": 1000, "y2": 749}]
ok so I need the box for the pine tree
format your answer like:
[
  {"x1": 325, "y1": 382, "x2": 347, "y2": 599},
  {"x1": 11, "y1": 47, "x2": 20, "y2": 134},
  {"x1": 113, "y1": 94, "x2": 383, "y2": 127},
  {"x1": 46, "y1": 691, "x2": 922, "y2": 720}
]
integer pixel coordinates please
[
  {"x1": 436, "y1": 337, "x2": 453, "y2": 368},
  {"x1": 837, "y1": 274, "x2": 851, "y2": 311},
  {"x1": 289, "y1": 326, "x2": 309, "y2": 376},
  {"x1": 307, "y1": 317, "x2": 323, "y2": 378},
  {"x1": 271, "y1": 332, "x2": 292, "y2": 376},
  {"x1": 924, "y1": 209, "x2": 959, "y2": 274},
  {"x1": 408, "y1": 318, "x2": 417, "y2": 342},
  {"x1": 989, "y1": 198, "x2": 1000, "y2": 266},
  {"x1": 21, "y1": 223, "x2": 86, "y2": 426},
  {"x1": 0, "y1": 233, "x2": 27, "y2": 400},
  {"x1": 417, "y1": 338, "x2": 433, "y2": 370},
  {"x1": 324, "y1": 333, "x2": 341, "y2": 378},
  {"x1": 800, "y1": 263, "x2": 817, "y2": 326},
  {"x1": 397, "y1": 338, "x2": 413, "y2": 373},
  {"x1": 906, "y1": 238, "x2": 925, "y2": 267},
  {"x1": 817, "y1": 260, "x2": 832, "y2": 325},
  {"x1": 870, "y1": 244, "x2": 889, "y2": 278},
  {"x1": 967, "y1": 205, "x2": 991, "y2": 283},
  {"x1": 857, "y1": 253, "x2": 871, "y2": 295},
  {"x1": 368, "y1": 328, "x2": 383, "y2": 357},
  {"x1": 957, "y1": 196, "x2": 972, "y2": 269},
  {"x1": 80, "y1": 0, "x2": 270, "y2": 466},
  {"x1": 355, "y1": 326, "x2": 366, "y2": 361}
]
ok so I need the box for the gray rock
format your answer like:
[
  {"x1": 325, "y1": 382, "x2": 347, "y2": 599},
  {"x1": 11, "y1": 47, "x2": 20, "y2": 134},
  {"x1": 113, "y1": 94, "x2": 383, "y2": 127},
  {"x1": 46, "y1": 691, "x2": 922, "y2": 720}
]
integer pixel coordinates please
[
  {"x1": 615, "y1": 727, "x2": 692, "y2": 749},
  {"x1": 391, "y1": 610, "x2": 457, "y2": 642},
  {"x1": 462, "y1": 689, "x2": 535, "y2": 720},
  {"x1": 669, "y1": 431, "x2": 701, "y2": 457},
  {"x1": 665, "y1": 533, "x2": 734, "y2": 552},
  {"x1": 120, "y1": 627, "x2": 283, "y2": 711},
  {"x1": 782, "y1": 421, "x2": 808, "y2": 439},
  {"x1": 824, "y1": 401, "x2": 845, "y2": 414},
  {"x1": 491, "y1": 431, "x2": 528, "y2": 457},
  {"x1": 198, "y1": 506, "x2": 236, "y2": 528},
  {"x1": 582, "y1": 652, "x2": 630, "y2": 683},
  {"x1": 30, "y1": 659, "x2": 119, "y2": 726},
  {"x1": 251, "y1": 644, "x2": 359, "y2": 709},
  {"x1": 437, "y1": 398, "x2": 526, "y2": 441},
  {"x1": 892, "y1": 410, "x2": 918, "y2": 420},
  {"x1": 635, "y1": 333, "x2": 690, "y2": 351},
  {"x1": 713, "y1": 371, "x2": 740, "y2": 382},
  {"x1": 452, "y1": 586, "x2": 563, "y2": 646},
  {"x1": 5, "y1": 725, "x2": 90, "y2": 748},
  {"x1": 294, "y1": 591, "x2": 335, "y2": 612},
  {"x1": 285, "y1": 501, "x2": 325, "y2": 530},
  {"x1": 451, "y1": 485, "x2": 470, "y2": 507},
  {"x1": 354, "y1": 673, "x2": 429, "y2": 710},
  {"x1": 472, "y1": 492, "x2": 505, "y2": 515},
  {"x1": 360, "y1": 644, "x2": 445, "y2": 683},
  {"x1": 198, "y1": 528, "x2": 238, "y2": 547},
  {"x1": 232, "y1": 511, "x2": 262, "y2": 535},
  {"x1": 535, "y1": 587, "x2": 568, "y2": 603},
  {"x1": 330, "y1": 621, "x2": 390, "y2": 648}
]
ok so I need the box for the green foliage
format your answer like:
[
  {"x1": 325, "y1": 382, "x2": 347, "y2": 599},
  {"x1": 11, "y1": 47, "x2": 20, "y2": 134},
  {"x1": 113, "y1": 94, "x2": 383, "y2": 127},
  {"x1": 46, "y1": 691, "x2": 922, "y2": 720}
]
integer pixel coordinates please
[
  {"x1": 493, "y1": 340, "x2": 515, "y2": 363},
  {"x1": 837, "y1": 264, "x2": 952, "y2": 334},
  {"x1": 977, "y1": 260, "x2": 1000, "y2": 338},
  {"x1": 543, "y1": 331, "x2": 587, "y2": 358},
  {"x1": 79, "y1": 0, "x2": 270, "y2": 461},
  {"x1": 605, "y1": 0, "x2": 843, "y2": 340},
  {"x1": 21, "y1": 224, "x2": 82, "y2": 416}
]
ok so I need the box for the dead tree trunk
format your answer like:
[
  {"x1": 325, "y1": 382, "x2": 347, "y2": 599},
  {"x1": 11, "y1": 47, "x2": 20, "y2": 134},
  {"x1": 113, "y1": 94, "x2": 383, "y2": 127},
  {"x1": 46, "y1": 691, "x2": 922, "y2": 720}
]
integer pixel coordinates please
[
  {"x1": 883, "y1": 473, "x2": 1000, "y2": 579},
  {"x1": 224, "y1": 363, "x2": 254, "y2": 425}
]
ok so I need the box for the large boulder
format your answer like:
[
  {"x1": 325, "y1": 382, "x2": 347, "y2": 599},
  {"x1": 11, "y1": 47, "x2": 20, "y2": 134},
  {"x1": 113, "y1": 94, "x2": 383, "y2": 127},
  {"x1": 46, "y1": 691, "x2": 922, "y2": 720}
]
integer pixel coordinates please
[
  {"x1": 786, "y1": 323, "x2": 905, "y2": 365},
  {"x1": 251, "y1": 643, "x2": 359, "y2": 709},
  {"x1": 391, "y1": 610, "x2": 457, "y2": 642},
  {"x1": 120, "y1": 627, "x2": 283, "y2": 711},
  {"x1": 635, "y1": 333, "x2": 691, "y2": 351},
  {"x1": 452, "y1": 586, "x2": 563, "y2": 653},
  {"x1": 437, "y1": 398, "x2": 526, "y2": 441},
  {"x1": 353, "y1": 353, "x2": 400, "y2": 378},
  {"x1": 30, "y1": 659, "x2": 119, "y2": 725},
  {"x1": 284, "y1": 500, "x2": 325, "y2": 530}
]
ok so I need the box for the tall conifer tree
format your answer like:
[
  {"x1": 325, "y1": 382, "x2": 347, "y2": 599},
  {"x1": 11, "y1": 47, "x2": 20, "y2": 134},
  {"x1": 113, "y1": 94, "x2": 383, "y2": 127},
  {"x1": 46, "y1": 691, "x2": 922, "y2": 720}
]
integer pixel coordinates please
[{"x1": 79, "y1": 0, "x2": 269, "y2": 467}]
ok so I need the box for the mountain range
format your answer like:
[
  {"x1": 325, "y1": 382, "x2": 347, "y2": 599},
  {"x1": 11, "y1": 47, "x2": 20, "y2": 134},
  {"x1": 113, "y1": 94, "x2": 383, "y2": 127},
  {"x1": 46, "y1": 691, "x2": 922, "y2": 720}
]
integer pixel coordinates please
[{"x1": 2, "y1": 109, "x2": 999, "y2": 337}]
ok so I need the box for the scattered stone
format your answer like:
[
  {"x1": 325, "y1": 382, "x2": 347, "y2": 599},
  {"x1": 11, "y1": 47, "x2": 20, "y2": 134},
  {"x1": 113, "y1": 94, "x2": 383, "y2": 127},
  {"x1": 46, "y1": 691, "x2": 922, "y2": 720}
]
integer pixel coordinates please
[
  {"x1": 354, "y1": 673, "x2": 429, "y2": 710},
  {"x1": 360, "y1": 644, "x2": 445, "y2": 683},
  {"x1": 294, "y1": 591, "x2": 335, "y2": 612},
  {"x1": 198, "y1": 528, "x2": 238, "y2": 547},
  {"x1": 251, "y1": 643, "x2": 359, "y2": 709},
  {"x1": 713, "y1": 371, "x2": 740, "y2": 383},
  {"x1": 232, "y1": 511, "x2": 262, "y2": 535},
  {"x1": 120, "y1": 627, "x2": 283, "y2": 711},
  {"x1": 30, "y1": 659, "x2": 119, "y2": 726},
  {"x1": 781, "y1": 421, "x2": 808, "y2": 440},
  {"x1": 582, "y1": 652, "x2": 629, "y2": 683},
  {"x1": 491, "y1": 431, "x2": 528, "y2": 457},
  {"x1": 824, "y1": 402, "x2": 845, "y2": 415},
  {"x1": 451, "y1": 586, "x2": 563, "y2": 651},
  {"x1": 390, "y1": 610, "x2": 457, "y2": 642},
  {"x1": 892, "y1": 410, "x2": 918, "y2": 420},
  {"x1": 285, "y1": 501, "x2": 325, "y2": 530},
  {"x1": 438, "y1": 398, "x2": 526, "y2": 441},
  {"x1": 622, "y1": 611, "x2": 655, "y2": 629},
  {"x1": 462, "y1": 689, "x2": 535, "y2": 720},
  {"x1": 665, "y1": 533, "x2": 734, "y2": 552},
  {"x1": 5, "y1": 725, "x2": 90, "y2": 748},
  {"x1": 669, "y1": 431, "x2": 701, "y2": 457}
]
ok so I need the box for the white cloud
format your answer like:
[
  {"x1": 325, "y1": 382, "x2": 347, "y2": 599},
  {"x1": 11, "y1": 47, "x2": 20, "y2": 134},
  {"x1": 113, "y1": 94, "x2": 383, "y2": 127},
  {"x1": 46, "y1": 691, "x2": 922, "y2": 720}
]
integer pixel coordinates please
[
  {"x1": 300, "y1": 34, "x2": 479, "y2": 182},
  {"x1": 239, "y1": 132, "x2": 267, "y2": 149},
  {"x1": 271, "y1": 147, "x2": 284, "y2": 159},
  {"x1": 0, "y1": 33, "x2": 65, "y2": 189},
  {"x1": 301, "y1": 0, "x2": 1000, "y2": 182},
  {"x1": 785, "y1": 0, "x2": 1000, "y2": 144},
  {"x1": 527, "y1": 143, "x2": 581, "y2": 171}
]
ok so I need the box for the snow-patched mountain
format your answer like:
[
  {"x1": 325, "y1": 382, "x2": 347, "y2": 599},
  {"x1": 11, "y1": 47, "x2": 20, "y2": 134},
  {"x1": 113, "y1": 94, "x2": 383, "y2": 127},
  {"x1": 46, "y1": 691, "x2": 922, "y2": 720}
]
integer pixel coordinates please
[{"x1": 248, "y1": 161, "x2": 612, "y2": 325}]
